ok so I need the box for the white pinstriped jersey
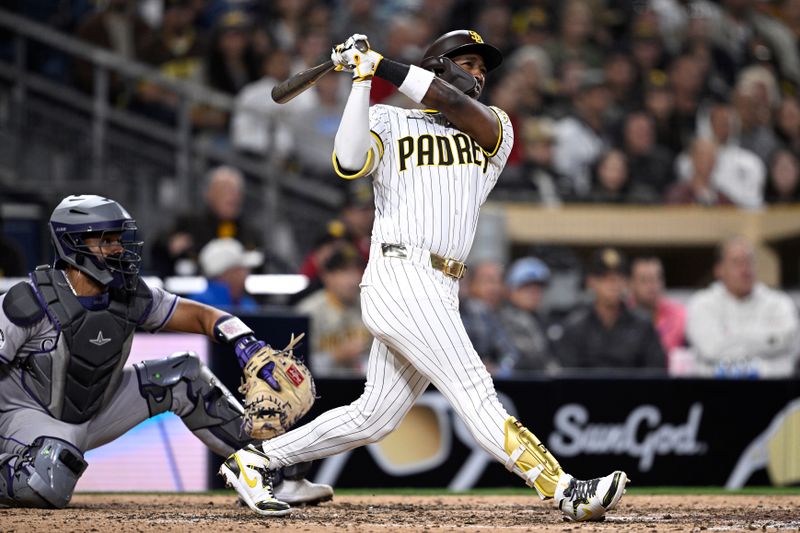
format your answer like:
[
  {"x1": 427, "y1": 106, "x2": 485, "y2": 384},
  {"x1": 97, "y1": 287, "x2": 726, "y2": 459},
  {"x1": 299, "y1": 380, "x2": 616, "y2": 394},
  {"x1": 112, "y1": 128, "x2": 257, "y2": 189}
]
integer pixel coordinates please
[{"x1": 338, "y1": 104, "x2": 514, "y2": 262}]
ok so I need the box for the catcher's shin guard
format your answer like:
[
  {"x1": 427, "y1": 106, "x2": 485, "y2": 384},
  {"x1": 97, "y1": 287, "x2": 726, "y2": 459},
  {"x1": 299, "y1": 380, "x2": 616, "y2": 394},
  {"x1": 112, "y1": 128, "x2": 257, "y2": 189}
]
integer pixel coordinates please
[
  {"x1": 136, "y1": 352, "x2": 250, "y2": 455},
  {"x1": 0, "y1": 437, "x2": 87, "y2": 508},
  {"x1": 504, "y1": 417, "x2": 563, "y2": 499}
]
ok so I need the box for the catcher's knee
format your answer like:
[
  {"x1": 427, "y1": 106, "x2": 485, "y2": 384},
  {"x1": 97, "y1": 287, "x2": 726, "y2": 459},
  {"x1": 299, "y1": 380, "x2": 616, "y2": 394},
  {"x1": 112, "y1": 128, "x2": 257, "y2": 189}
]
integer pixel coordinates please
[
  {"x1": 135, "y1": 352, "x2": 250, "y2": 450},
  {"x1": 0, "y1": 437, "x2": 87, "y2": 508},
  {"x1": 135, "y1": 351, "x2": 203, "y2": 416}
]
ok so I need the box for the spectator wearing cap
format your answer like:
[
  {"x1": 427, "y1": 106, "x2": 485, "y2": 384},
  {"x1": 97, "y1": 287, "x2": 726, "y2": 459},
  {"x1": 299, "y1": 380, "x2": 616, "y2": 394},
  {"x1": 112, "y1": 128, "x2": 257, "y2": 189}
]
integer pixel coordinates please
[
  {"x1": 296, "y1": 245, "x2": 371, "y2": 377},
  {"x1": 206, "y1": 10, "x2": 261, "y2": 95},
  {"x1": 628, "y1": 256, "x2": 687, "y2": 358},
  {"x1": 297, "y1": 183, "x2": 373, "y2": 291},
  {"x1": 497, "y1": 257, "x2": 558, "y2": 373},
  {"x1": 188, "y1": 238, "x2": 262, "y2": 311},
  {"x1": 555, "y1": 248, "x2": 666, "y2": 370},
  {"x1": 552, "y1": 69, "x2": 612, "y2": 199},
  {"x1": 460, "y1": 261, "x2": 521, "y2": 374},
  {"x1": 686, "y1": 236, "x2": 800, "y2": 377}
]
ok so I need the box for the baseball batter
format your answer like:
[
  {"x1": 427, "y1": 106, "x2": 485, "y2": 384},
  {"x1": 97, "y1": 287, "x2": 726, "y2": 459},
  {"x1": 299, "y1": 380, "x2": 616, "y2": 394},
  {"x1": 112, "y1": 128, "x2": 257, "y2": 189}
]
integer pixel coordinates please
[
  {"x1": 0, "y1": 195, "x2": 330, "y2": 509},
  {"x1": 222, "y1": 31, "x2": 628, "y2": 521}
]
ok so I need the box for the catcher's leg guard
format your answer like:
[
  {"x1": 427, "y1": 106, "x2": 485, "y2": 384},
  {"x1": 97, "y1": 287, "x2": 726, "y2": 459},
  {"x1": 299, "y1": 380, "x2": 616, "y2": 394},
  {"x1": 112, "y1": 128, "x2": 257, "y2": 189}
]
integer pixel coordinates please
[
  {"x1": 135, "y1": 352, "x2": 250, "y2": 455},
  {"x1": 0, "y1": 437, "x2": 87, "y2": 508},
  {"x1": 504, "y1": 416, "x2": 563, "y2": 499}
]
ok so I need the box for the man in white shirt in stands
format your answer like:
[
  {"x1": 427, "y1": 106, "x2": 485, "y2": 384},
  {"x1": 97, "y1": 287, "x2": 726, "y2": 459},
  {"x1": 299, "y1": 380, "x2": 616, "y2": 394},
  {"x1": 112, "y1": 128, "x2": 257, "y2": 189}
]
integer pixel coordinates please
[{"x1": 686, "y1": 236, "x2": 800, "y2": 377}]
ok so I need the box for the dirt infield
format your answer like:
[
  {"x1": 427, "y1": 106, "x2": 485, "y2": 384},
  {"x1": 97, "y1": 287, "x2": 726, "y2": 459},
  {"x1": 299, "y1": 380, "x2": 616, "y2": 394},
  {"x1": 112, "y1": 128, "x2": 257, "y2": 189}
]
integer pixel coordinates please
[{"x1": 1, "y1": 493, "x2": 799, "y2": 532}]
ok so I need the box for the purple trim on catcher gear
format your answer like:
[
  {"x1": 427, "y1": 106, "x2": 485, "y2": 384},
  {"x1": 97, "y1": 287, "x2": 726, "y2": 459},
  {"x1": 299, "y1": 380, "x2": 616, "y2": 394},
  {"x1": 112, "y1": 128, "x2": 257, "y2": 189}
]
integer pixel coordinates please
[
  {"x1": 150, "y1": 294, "x2": 178, "y2": 332},
  {"x1": 235, "y1": 336, "x2": 280, "y2": 391},
  {"x1": 30, "y1": 273, "x2": 61, "y2": 335},
  {"x1": 0, "y1": 434, "x2": 30, "y2": 448}
]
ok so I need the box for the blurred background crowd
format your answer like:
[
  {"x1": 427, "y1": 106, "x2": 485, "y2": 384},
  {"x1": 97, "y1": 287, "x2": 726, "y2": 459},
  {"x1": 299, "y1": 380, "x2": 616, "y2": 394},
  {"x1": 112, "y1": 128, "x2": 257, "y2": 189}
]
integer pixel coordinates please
[{"x1": 1, "y1": 0, "x2": 800, "y2": 380}]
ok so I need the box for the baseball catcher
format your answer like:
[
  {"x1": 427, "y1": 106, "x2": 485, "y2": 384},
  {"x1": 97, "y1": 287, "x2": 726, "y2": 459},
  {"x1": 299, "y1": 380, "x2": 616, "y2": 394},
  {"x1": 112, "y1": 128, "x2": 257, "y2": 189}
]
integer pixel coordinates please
[
  {"x1": 0, "y1": 195, "x2": 329, "y2": 510},
  {"x1": 221, "y1": 30, "x2": 628, "y2": 521}
]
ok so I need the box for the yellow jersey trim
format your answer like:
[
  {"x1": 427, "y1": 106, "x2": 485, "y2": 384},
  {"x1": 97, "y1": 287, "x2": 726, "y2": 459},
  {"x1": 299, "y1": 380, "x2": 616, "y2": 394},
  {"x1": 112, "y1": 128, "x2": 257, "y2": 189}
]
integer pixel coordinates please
[
  {"x1": 370, "y1": 130, "x2": 385, "y2": 160},
  {"x1": 332, "y1": 148, "x2": 375, "y2": 180},
  {"x1": 482, "y1": 107, "x2": 504, "y2": 158}
]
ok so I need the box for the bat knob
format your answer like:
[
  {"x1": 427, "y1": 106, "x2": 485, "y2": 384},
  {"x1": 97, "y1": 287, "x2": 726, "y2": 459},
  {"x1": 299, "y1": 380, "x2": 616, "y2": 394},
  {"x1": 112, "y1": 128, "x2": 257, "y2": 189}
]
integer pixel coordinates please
[{"x1": 354, "y1": 39, "x2": 369, "y2": 53}]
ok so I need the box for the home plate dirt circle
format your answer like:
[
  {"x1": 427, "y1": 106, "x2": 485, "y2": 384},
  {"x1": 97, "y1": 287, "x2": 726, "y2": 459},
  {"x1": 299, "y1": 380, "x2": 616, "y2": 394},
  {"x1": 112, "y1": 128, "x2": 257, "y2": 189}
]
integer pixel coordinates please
[{"x1": 1, "y1": 494, "x2": 798, "y2": 532}]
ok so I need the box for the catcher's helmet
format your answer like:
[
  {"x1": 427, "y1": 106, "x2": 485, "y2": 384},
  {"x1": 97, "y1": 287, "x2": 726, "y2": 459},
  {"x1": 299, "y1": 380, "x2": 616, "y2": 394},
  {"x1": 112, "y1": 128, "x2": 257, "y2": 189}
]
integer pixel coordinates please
[
  {"x1": 421, "y1": 30, "x2": 502, "y2": 97},
  {"x1": 49, "y1": 195, "x2": 143, "y2": 292}
]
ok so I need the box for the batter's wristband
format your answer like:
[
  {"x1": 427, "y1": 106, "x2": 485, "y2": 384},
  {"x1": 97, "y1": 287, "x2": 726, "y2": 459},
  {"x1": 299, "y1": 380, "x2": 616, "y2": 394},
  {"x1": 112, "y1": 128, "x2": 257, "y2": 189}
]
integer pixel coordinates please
[
  {"x1": 213, "y1": 315, "x2": 254, "y2": 344},
  {"x1": 375, "y1": 58, "x2": 409, "y2": 87},
  {"x1": 377, "y1": 60, "x2": 435, "y2": 103}
]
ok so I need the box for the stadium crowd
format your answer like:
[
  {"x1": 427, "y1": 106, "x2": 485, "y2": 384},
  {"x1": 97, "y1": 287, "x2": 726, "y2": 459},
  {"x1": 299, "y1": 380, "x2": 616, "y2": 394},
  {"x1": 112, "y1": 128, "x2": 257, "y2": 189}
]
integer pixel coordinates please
[{"x1": 4, "y1": 0, "x2": 800, "y2": 377}]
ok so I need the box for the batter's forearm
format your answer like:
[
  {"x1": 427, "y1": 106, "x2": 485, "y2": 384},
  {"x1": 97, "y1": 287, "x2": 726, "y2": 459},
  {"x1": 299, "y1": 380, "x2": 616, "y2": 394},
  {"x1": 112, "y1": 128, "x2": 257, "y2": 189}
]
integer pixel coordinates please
[
  {"x1": 375, "y1": 58, "x2": 499, "y2": 151},
  {"x1": 334, "y1": 80, "x2": 372, "y2": 171}
]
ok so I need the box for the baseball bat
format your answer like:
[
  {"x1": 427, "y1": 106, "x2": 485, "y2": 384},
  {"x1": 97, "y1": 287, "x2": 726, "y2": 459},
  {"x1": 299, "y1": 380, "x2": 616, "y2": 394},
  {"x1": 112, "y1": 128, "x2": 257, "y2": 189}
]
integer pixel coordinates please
[
  {"x1": 271, "y1": 60, "x2": 335, "y2": 104},
  {"x1": 271, "y1": 40, "x2": 369, "y2": 104}
]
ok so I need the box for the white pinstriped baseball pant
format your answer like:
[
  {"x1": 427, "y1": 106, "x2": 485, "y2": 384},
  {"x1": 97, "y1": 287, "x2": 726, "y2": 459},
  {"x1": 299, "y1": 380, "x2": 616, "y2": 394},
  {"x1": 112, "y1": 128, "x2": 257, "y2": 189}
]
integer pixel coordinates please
[{"x1": 261, "y1": 242, "x2": 512, "y2": 469}]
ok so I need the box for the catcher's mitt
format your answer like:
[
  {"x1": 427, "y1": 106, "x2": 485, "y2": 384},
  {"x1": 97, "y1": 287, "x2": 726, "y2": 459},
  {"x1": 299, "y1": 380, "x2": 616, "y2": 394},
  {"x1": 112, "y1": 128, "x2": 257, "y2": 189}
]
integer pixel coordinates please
[{"x1": 239, "y1": 333, "x2": 316, "y2": 439}]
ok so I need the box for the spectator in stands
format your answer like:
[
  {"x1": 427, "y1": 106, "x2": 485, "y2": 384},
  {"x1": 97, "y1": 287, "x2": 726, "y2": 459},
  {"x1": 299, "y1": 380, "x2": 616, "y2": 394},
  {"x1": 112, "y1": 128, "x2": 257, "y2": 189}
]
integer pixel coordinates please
[
  {"x1": 507, "y1": 45, "x2": 553, "y2": 117},
  {"x1": 686, "y1": 236, "x2": 800, "y2": 377},
  {"x1": 684, "y1": 102, "x2": 766, "y2": 207},
  {"x1": 764, "y1": 149, "x2": 800, "y2": 203},
  {"x1": 622, "y1": 111, "x2": 676, "y2": 196},
  {"x1": 732, "y1": 66, "x2": 782, "y2": 164},
  {"x1": 553, "y1": 69, "x2": 611, "y2": 199},
  {"x1": 152, "y1": 165, "x2": 264, "y2": 276},
  {"x1": 775, "y1": 95, "x2": 800, "y2": 154},
  {"x1": 628, "y1": 256, "x2": 686, "y2": 357},
  {"x1": 666, "y1": 138, "x2": 727, "y2": 205},
  {"x1": 545, "y1": 0, "x2": 603, "y2": 72},
  {"x1": 135, "y1": 0, "x2": 224, "y2": 129},
  {"x1": 205, "y1": 10, "x2": 261, "y2": 95},
  {"x1": 189, "y1": 238, "x2": 262, "y2": 311},
  {"x1": 710, "y1": 0, "x2": 800, "y2": 86},
  {"x1": 643, "y1": 71, "x2": 683, "y2": 154},
  {"x1": 461, "y1": 261, "x2": 521, "y2": 373},
  {"x1": 556, "y1": 248, "x2": 666, "y2": 369},
  {"x1": 332, "y1": 0, "x2": 389, "y2": 52},
  {"x1": 668, "y1": 54, "x2": 706, "y2": 152},
  {"x1": 473, "y1": 4, "x2": 515, "y2": 57},
  {"x1": 628, "y1": 12, "x2": 670, "y2": 87},
  {"x1": 495, "y1": 117, "x2": 562, "y2": 203},
  {"x1": 603, "y1": 52, "x2": 638, "y2": 124},
  {"x1": 265, "y1": 0, "x2": 314, "y2": 51},
  {"x1": 588, "y1": 149, "x2": 659, "y2": 204},
  {"x1": 338, "y1": 182, "x2": 374, "y2": 262},
  {"x1": 75, "y1": 0, "x2": 152, "y2": 99},
  {"x1": 511, "y1": 4, "x2": 553, "y2": 48},
  {"x1": 498, "y1": 257, "x2": 557, "y2": 373},
  {"x1": 231, "y1": 49, "x2": 298, "y2": 160},
  {"x1": 296, "y1": 244, "x2": 370, "y2": 377}
]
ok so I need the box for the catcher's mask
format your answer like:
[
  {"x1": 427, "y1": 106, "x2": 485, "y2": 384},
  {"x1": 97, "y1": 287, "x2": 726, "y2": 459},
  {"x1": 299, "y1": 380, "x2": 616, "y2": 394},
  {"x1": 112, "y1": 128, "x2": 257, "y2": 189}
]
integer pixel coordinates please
[
  {"x1": 420, "y1": 29, "x2": 503, "y2": 98},
  {"x1": 49, "y1": 195, "x2": 143, "y2": 292}
]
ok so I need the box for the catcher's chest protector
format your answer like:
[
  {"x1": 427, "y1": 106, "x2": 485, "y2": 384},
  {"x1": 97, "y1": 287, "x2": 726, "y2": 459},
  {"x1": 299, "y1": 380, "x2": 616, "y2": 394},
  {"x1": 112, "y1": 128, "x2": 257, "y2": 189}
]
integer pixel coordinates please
[{"x1": 23, "y1": 268, "x2": 152, "y2": 423}]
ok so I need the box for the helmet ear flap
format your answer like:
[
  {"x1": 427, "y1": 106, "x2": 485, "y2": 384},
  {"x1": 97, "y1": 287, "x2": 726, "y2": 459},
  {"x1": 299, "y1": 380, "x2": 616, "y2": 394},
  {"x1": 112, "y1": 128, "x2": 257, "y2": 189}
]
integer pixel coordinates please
[{"x1": 421, "y1": 56, "x2": 479, "y2": 97}]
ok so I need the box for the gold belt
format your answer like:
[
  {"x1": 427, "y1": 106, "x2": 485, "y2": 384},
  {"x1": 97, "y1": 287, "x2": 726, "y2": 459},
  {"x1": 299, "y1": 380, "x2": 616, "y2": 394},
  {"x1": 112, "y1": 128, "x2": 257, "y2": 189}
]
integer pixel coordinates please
[{"x1": 380, "y1": 243, "x2": 467, "y2": 280}]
